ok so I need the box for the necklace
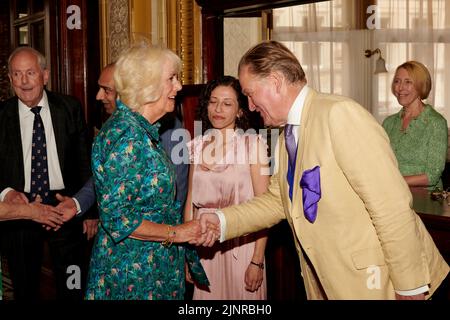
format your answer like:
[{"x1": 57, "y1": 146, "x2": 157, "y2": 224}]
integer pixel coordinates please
[{"x1": 400, "y1": 103, "x2": 425, "y2": 133}]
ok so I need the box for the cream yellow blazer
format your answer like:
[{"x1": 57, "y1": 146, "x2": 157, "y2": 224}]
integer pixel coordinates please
[{"x1": 222, "y1": 89, "x2": 449, "y2": 299}]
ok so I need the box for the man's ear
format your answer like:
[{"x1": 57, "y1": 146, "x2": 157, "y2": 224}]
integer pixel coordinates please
[
  {"x1": 269, "y1": 71, "x2": 284, "y2": 94},
  {"x1": 43, "y1": 69, "x2": 50, "y2": 86}
]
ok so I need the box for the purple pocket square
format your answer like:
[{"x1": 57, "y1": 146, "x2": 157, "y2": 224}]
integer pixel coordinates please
[{"x1": 300, "y1": 166, "x2": 321, "y2": 223}]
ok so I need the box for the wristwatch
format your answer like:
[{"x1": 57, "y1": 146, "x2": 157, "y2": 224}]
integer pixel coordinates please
[{"x1": 250, "y1": 261, "x2": 264, "y2": 270}]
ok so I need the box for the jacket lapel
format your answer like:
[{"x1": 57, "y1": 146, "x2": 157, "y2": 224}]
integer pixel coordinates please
[
  {"x1": 47, "y1": 92, "x2": 65, "y2": 173},
  {"x1": 278, "y1": 133, "x2": 291, "y2": 212},
  {"x1": 7, "y1": 98, "x2": 25, "y2": 177},
  {"x1": 291, "y1": 89, "x2": 317, "y2": 216}
]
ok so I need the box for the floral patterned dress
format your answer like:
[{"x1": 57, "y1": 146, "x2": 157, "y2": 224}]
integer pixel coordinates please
[{"x1": 85, "y1": 101, "x2": 207, "y2": 300}]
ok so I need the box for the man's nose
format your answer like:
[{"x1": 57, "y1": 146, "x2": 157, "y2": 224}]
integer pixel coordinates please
[
  {"x1": 20, "y1": 74, "x2": 29, "y2": 84},
  {"x1": 96, "y1": 88, "x2": 104, "y2": 101},
  {"x1": 248, "y1": 99, "x2": 256, "y2": 111}
]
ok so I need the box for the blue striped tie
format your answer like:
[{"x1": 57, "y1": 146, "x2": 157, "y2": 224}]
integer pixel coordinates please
[{"x1": 30, "y1": 106, "x2": 50, "y2": 203}]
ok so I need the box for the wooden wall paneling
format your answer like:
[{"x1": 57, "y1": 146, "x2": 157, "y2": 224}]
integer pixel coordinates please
[
  {"x1": 57, "y1": 0, "x2": 88, "y2": 107},
  {"x1": 178, "y1": 84, "x2": 204, "y2": 139},
  {"x1": 85, "y1": 1, "x2": 101, "y2": 134},
  {"x1": 196, "y1": 0, "x2": 326, "y2": 16},
  {"x1": 200, "y1": 12, "x2": 223, "y2": 82},
  {"x1": 53, "y1": 0, "x2": 100, "y2": 139},
  {"x1": 0, "y1": 1, "x2": 11, "y2": 101}
]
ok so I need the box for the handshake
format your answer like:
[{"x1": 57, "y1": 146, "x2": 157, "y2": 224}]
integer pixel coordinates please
[
  {"x1": 3, "y1": 190, "x2": 65, "y2": 231},
  {"x1": 4, "y1": 190, "x2": 98, "y2": 239},
  {"x1": 175, "y1": 209, "x2": 222, "y2": 247},
  {"x1": 4, "y1": 190, "x2": 82, "y2": 231}
]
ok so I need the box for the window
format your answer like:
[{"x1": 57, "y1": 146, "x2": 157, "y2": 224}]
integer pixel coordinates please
[
  {"x1": 11, "y1": 0, "x2": 48, "y2": 59},
  {"x1": 272, "y1": 0, "x2": 450, "y2": 125},
  {"x1": 375, "y1": 0, "x2": 450, "y2": 122},
  {"x1": 10, "y1": 0, "x2": 49, "y2": 87}
]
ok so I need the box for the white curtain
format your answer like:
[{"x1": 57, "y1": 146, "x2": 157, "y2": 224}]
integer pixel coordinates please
[
  {"x1": 373, "y1": 0, "x2": 450, "y2": 123},
  {"x1": 272, "y1": 0, "x2": 450, "y2": 125}
]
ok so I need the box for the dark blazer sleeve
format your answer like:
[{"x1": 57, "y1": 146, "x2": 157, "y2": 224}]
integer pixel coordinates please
[
  {"x1": 0, "y1": 98, "x2": 25, "y2": 193},
  {"x1": 73, "y1": 176, "x2": 96, "y2": 216},
  {"x1": 47, "y1": 91, "x2": 92, "y2": 196},
  {"x1": 159, "y1": 115, "x2": 189, "y2": 208}
]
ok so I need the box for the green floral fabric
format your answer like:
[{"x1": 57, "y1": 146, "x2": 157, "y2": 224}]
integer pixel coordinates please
[
  {"x1": 85, "y1": 101, "x2": 207, "y2": 300},
  {"x1": 382, "y1": 104, "x2": 448, "y2": 190}
]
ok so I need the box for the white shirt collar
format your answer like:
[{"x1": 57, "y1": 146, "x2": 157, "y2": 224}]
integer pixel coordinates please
[
  {"x1": 286, "y1": 85, "x2": 309, "y2": 126},
  {"x1": 18, "y1": 91, "x2": 49, "y2": 118}
]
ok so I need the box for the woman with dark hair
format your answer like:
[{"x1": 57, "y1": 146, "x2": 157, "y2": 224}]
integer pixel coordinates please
[{"x1": 184, "y1": 75, "x2": 270, "y2": 299}]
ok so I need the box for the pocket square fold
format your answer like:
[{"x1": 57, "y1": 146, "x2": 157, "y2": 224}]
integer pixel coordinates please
[{"x1": 300, "y1": 166, "x2": 321, "y2": 223}]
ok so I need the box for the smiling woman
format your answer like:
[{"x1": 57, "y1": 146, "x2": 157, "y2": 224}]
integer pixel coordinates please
[
  {"x1": 85, "y1": 44, "x2": 211, "y2": 300},
  {"x1": 382, "y1": 61, "x2": 448, "y2": 191}
]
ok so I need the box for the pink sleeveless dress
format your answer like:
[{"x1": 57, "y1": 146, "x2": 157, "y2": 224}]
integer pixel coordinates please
[{"x1": 188, "y1": 131, "x2": 268, "y2": 300}]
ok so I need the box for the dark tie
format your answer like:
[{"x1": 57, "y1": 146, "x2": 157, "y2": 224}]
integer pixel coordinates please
[
  {"x1": 30, "y1": 106, "x2": 50, "y2": 203},
  {"x1": 284, "y1": 124, "x2": 297, "y2": 201}
]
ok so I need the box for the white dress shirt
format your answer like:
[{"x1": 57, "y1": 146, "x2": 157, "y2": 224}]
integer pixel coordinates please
[{"x1": 0, "y1": 91, "x2": 65, "y2": 200}]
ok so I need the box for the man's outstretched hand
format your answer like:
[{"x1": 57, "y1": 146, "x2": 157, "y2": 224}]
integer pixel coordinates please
[
  {"x1": 196, "y1": 212, "x2": 220, "y2": 247},
  {"x1": 55, "y1": 193, "x2": 77, "y2": 222}
]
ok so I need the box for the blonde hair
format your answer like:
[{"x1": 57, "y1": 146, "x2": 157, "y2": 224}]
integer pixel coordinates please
[
  {"x1": 114, "y1": 44, "x2": 181, "y2": 112},
  {"x1": 392, "y1": 61, "x2": 432, "y2": 100}
]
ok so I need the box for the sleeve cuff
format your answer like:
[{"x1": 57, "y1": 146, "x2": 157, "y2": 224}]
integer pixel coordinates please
[
  {"x1": 215, "y1": 209, "x2": 227, "y2": 243},
  {"x1": 72, "y1": 197, "x2": 82, "y2": 216},
  {"x1": 395, "y1": 285, "x2": 429, "y2": 296},
  {"x1": 0, "y1": 187, "x2": 14, "y2": 202}
]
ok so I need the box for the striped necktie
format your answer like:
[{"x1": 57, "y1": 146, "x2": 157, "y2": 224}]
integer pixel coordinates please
[
  {"x1": 284, "y1": 124, "x2": 297, "y2": 201},
  {"x1": 30, "y1": 106, "x2": 50, "y2": 203}
]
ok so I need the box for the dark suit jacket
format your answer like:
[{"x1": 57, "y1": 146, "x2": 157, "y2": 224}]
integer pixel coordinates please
[
  {"x1": 0, "y1": 90, "x2": 91, "y2": 197},
  {"x1": 159, "y1": 114, "x2": 189, "y2": 207}
]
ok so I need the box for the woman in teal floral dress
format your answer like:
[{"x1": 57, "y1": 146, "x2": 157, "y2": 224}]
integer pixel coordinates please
[
  {"x1": 85, "y1": 45, "x2": 210, "y2": 300},
  {"x1": 0, "y1": 201, "x2": 63, "y2": 300},
  {"x1": 383, "y1": 61, "x2": 448, "y2": 190}
]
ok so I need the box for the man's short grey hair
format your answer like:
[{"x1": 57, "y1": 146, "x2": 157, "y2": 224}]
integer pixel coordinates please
[{"x1": 8, "y1": 46, "x2": 47, "y2": 73}]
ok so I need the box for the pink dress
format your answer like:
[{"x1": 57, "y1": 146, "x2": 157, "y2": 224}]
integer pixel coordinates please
[{"x1": 188, "y1": 131, "x2": 268, "y2": 300}]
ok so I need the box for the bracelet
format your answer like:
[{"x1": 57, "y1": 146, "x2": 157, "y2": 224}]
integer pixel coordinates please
[
  {"x1": 162, "y1": 225, "x2": 176, "y2": 248},
  {"x1": 250, "y1": 261, "x2": 264, "y2": 270}
]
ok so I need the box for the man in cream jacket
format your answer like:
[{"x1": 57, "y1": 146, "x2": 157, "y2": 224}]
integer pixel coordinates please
[{"x1": 198, "y1": 41, "x2": 449, "y2": 300}]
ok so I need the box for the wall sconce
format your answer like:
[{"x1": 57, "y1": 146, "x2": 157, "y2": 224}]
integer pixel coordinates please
[{"x1": 364, "y1": 48, "x2": 388, "y2": 74}]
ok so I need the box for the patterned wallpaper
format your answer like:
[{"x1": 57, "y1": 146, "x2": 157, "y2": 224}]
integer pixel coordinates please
[
  {"x1": 0, "y1": 1, "x2": 11, "y2": 101},
  {"x1": 108, "y1": 0, "x2": 130, "y2": 63},
  {"x1": 223, "y1": 18, "x2": 262, "y2": 77}
]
